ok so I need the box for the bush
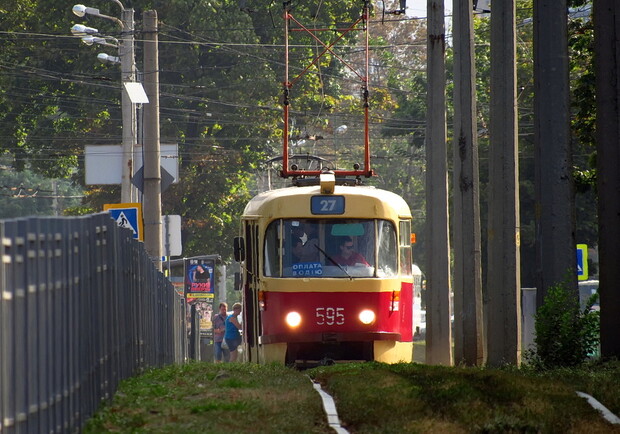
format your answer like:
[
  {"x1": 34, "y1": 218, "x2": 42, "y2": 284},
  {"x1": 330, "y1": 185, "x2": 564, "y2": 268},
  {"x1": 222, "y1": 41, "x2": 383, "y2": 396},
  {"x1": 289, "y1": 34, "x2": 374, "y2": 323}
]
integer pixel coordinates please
[{"x1": 526, "y1": 279, "x2": 600, "y2": 369}]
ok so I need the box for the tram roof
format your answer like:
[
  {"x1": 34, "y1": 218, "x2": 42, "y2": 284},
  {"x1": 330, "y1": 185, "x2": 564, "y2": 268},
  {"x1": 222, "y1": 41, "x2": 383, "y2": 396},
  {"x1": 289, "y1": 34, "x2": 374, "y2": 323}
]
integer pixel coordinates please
[{"x1": 243, "y1": 184, "x2": 412, "y2": 220}]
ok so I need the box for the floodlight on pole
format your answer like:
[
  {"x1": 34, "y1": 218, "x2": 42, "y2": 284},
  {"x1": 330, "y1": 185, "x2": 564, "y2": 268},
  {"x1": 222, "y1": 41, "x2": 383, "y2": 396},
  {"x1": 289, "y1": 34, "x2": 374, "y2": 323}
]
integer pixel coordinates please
[
  {"x1": 72, "y1": 4, "x2": 99, "y2": 17},
  {"x1": 71, "y1": 24, "x2": 99, "y2": 35},
  {"x1": 71, "y1": 1, "x2": 137, "y2": 203},
  {"x1": 73, "y1": 3, "x2": 123, "y2": 27},
  {"x1": 98, "y1": 53, "x2": 121, "y2": 63},
  {"x1": 81, "y1": 35, "x2": 118, "y2": 47},
  {"x1": 335, "y1": 124, "x2": 348, "y2": 134}
]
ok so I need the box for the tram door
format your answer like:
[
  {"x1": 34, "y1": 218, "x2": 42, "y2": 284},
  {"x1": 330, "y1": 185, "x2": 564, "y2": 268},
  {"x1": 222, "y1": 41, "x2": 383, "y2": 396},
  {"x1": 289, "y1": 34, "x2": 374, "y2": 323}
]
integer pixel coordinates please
[{"x1": 242, "y1": 219, "x2": 261, "y2": 362}]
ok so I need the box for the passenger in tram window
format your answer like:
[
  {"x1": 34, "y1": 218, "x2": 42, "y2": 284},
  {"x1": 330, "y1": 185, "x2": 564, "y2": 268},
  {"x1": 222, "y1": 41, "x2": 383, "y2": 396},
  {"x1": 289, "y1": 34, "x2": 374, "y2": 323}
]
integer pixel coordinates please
[
  {"x1": 291, "y1": 223, "x2": 305, "y2": 240},
  {"x1": 332, "y1": 236, "x2": 370, "y2": 267},
  {"x1": 298, "y1": 222, "x2": 320, "y2": 262},
  {"x1": 291, "y1": 237, "x2": 304, "y2": 263}
]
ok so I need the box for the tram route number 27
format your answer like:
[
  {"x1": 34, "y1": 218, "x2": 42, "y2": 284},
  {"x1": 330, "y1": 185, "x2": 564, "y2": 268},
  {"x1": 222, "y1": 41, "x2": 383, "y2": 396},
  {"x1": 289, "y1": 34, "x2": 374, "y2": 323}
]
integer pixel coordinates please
[
  {"x1": 311, "y1": 195, "x2": 345, "y2": 215},
  {"x1": 315, "y1": 307, "x2": 345, "y2": 326}
]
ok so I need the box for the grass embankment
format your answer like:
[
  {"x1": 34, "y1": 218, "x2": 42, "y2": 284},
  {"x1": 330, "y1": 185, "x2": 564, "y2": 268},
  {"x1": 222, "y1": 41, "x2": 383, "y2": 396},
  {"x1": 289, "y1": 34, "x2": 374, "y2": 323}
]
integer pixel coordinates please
[
  {"x1": 85, "y1": 363, "x2": 330, "y2": 433},
  {"x1": 85, "y1": 360, "x2": 620, "y2": 433},
  {"x1": 311, "y1": 361, "x2": 620, "y2": 433}
]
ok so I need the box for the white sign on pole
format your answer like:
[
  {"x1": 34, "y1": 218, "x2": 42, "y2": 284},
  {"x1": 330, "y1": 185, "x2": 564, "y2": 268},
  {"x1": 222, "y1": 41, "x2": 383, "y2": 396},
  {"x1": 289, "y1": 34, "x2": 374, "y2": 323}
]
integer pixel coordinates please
[
  {"x1": 84, "y1": 145, "x2": 124, "y2": 185},
  {"x1": 84, "y1": 144, "x2": 179, "y2": 185},
  {"x1": 124, "y1": 82, "x2": 149, "y2": 104},
  {"x1": 162, "y1": 215, "x2": 182, "y2": 257},
  {"x1": 133, "y1": 144, "x2": 179, "y2": 183}
]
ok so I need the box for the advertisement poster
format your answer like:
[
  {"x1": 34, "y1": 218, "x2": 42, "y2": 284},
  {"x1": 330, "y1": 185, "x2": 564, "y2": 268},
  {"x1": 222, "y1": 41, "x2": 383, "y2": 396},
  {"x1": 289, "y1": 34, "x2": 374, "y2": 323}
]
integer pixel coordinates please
[
  {"x1": 184, "y1": 258, "x2": 215, "y2": 338},
  {"x1": 185, "y1": 258, "x2": 215, "y2": 298},
  {"x1": 196, "y1": 301, "x2": 213, "y2": 338}
]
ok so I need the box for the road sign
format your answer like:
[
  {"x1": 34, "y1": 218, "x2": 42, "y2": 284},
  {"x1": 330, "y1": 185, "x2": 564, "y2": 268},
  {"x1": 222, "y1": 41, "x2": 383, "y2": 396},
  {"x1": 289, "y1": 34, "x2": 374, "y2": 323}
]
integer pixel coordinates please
[
  {"x1": 162, "y1": 215, "x2": 182, "y2": 256},
  {"x1": 103, "y1": 203, "x2": 144, "y2": 241},
  {"x1": 85, "y1": 144, "x2": 178, "y2": 185},
  {"x1": 131, "y1": 165, "x2": 175, "y2": 193},
  {"x1": 576, "y1": 244, "x2": 588, "y2": 281}
]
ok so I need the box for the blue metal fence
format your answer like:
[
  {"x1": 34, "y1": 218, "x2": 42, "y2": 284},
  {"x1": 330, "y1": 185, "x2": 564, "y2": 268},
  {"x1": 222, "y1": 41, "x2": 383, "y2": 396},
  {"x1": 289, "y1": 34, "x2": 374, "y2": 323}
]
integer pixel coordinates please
[{"x1": 0, "y1": 213, "x2": 188, "y2": 433}]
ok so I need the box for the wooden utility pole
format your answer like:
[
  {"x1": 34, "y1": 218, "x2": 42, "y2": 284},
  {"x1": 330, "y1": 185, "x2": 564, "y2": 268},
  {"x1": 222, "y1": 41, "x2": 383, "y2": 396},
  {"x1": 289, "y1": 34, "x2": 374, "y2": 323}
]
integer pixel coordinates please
[
  {"x1": 533, "y1": 0, "x2": 576, "y2": 305},
  {"x1": 594, "y1": 0, "x2": 620, "y2": 358},
  {"x1": 425, "y1": 0, "x2": 453, "y2": 366},
  {"x1": 143, "y1": 10, "x2": 162, "y2": 271},
  {"x1": 452, "y1": 0, "x2": 485, "y2": 366},
  {"x1": 487, "y1": 0, "x2": 521, "y2": 366}
]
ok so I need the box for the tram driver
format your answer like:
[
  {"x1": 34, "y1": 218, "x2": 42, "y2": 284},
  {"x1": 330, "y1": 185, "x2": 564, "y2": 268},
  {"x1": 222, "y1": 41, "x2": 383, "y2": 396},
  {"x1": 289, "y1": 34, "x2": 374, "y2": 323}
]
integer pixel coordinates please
[{"x1": 332, "y1": 236, "x2": 370, "y2": 267}]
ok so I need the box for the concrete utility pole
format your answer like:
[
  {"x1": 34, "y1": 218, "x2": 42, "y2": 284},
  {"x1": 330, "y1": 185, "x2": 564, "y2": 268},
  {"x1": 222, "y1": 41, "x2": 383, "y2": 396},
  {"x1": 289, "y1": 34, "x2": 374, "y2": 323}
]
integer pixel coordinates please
[
  {"x1": 487, "y1": 0, "x2": 521, "y2": 366},
  {"x1": 143, "y1": 10, "x2": 162, "y2": 270},
  {"x1": 71, "y1": 2, "x2": 136, "y2": 202},
  {"x1": 594, "y1": 0, "x2": 620, "y2": 358},
  {"x1": 120, "y1": 7, "x2": 137, "y2": 203},
  {"x1": 533, "y1": 0, "x2": 576, "y2": 305},
  {"x1": 425, "y1": 0, "x2": 453, "y2": 366},
  {"x1": 452, "y1": 0, "x2": 485, "y2": 366}
]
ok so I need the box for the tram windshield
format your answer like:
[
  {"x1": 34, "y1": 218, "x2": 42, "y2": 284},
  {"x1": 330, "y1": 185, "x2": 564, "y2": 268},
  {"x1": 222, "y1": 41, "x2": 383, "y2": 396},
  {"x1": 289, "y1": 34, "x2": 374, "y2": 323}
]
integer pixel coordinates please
[{"x1": 263, "y1": 218, "x2": 398, "y2": 278}]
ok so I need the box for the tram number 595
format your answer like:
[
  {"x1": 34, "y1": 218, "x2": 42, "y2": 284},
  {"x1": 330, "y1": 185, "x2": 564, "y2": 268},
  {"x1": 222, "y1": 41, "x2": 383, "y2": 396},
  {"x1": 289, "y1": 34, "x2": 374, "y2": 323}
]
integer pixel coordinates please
[{"x1": 315, "y1": 307, "x2": 345, "y2": 326}]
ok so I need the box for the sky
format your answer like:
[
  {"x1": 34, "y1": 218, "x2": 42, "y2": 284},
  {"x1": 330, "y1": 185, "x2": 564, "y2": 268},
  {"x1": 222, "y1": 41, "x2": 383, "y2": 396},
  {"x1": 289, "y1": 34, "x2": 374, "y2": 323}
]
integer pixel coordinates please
[{"x1": 406, "y1": 0, "x2": 453, "y2": 18}]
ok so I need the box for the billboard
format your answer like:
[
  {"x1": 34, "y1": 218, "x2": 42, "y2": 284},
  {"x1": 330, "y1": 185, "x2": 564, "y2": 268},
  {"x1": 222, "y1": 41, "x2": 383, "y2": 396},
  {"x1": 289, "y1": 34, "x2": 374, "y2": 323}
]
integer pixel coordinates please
[
  {"x1": 184, "y1": 257, "x2": 216, "y2": 339},
  {"x1": 185, "y1": 257, "x2": 215, "y2": 298}
]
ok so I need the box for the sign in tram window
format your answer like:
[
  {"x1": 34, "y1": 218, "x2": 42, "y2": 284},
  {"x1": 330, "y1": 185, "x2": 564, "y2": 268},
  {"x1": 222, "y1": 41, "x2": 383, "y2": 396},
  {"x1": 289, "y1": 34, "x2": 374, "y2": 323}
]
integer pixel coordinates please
[
  {"x1": 311, "y1": 195, "x2": 345, "y2": 215},
  {"x1": 292, "y1": 262, "x2": 323, "y2": 276}
]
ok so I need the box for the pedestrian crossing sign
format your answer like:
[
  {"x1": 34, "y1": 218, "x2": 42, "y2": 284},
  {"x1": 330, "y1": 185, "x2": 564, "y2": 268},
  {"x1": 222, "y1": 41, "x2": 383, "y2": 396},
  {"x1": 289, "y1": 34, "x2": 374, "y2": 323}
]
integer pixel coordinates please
[
  {"x1": 576, "y1": 244, "x2": 588, "y2": 281},
  {"x1": 104, "y1": 203, "x2": 144, "y2": 241}
]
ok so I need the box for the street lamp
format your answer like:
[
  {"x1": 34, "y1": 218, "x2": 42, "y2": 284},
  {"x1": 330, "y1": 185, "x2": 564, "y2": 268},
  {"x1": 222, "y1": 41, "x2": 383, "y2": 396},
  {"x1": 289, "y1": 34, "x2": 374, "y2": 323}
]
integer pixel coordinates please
[
  {"x1": 72, "y1": 4, "x2": 123, "y2": 26},
  {"x1": 70, "y1": 24, "x2": 99, "y2": 35},
  {"x1": 97, "y1": 52, "x2": 120, "y2": 64},
  {"x1": 81, "y1": 35, "x2": 118, "y2": 47},
  {"x1": 71, "y1": 1, "x2": 137, "y2": 203}
]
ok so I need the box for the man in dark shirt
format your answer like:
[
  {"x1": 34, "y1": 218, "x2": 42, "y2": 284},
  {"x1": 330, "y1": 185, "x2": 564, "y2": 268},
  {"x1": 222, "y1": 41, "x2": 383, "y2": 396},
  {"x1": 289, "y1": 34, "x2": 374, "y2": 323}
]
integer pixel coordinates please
[{"x1": 213, "y1": 302, "x2": 230, "y2": 363}]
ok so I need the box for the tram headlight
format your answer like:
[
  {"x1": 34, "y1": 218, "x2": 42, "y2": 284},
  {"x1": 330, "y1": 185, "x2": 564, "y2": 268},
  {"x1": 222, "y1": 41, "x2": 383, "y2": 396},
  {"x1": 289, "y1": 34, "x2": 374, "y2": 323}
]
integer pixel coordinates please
[
  {"x1": 285, "y1": 311, "x2": 302, "y2": 328},
  {"x1": 359, "y1": 309, "x2": 376, "y2": 325}
]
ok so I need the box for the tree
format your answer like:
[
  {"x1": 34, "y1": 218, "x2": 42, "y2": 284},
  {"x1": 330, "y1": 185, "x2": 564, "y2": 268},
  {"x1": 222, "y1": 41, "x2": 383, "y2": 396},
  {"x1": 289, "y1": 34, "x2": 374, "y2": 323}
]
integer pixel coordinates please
[{"x1": 0, "y1": 0, "x2": 367, "y2": 259}]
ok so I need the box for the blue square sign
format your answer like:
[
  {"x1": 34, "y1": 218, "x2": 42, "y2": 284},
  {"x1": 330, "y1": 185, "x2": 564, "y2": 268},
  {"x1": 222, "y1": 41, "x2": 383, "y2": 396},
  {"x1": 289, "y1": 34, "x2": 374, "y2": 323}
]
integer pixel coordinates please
[
  {"x1": 576, "y1": 244, "x2": 588, "y2": 281},
  {"x1": 104, "y1": 203, "x2": 143, "y2": 241}
]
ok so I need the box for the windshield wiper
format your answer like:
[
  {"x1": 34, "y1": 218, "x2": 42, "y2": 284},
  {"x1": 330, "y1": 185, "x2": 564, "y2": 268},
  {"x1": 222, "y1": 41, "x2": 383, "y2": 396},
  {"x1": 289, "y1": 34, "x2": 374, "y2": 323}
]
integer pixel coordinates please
[{"x1": 314, "y1": 244, "x2": 352, "y2": 280}]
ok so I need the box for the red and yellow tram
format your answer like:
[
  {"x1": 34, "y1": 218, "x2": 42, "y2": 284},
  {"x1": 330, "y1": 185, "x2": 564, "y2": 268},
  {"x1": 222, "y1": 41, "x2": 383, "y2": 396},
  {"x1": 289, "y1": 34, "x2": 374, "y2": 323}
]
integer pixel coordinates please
[
  {"x1": 234, "y1": 172, "x2": 418, "y2": 365},
  {"x1": 232, "y1": 1, "x2": 418, "y2": 365}
]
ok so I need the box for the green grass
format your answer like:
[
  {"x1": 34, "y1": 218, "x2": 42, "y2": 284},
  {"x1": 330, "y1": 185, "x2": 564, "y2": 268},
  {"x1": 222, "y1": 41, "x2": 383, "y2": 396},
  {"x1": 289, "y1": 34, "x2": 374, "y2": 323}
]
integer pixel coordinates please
[
  {"x1": 84, "y1": 360, "x2": 620, "y2": 433},
  {"x1": 309, "y1": 360, "x2": 620, "y2": 433},
  {"x1": 84, "y1": 362, "x2": 329, "y2": 433}
]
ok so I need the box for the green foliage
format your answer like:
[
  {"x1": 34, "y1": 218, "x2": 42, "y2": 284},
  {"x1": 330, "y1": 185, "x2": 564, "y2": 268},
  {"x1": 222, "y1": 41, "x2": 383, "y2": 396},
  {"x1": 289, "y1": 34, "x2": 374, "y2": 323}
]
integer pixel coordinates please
[
  {"x1": 1, "y1": 0, "x2": 368, "y2": 259},
  {"x1": 0, "y1": 167, "x2": 83, "y2": 218},
  {"x1": 527, "y1": 279, "x2": 600, "y2": 369},
  {"x1": 0, "y1": 0, "x2": 599, "y2": 270}
]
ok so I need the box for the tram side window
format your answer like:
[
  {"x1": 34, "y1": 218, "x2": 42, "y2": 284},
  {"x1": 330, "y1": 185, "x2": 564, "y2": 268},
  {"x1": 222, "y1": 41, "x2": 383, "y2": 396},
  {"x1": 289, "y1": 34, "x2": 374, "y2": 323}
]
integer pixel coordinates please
[
  {"x1": 377, "y1": 220, "x2": 398, "y2": 277},
  {"x1": 264, "y1": 220, "x2": 282, "y2": 277},
  {"x1": 399, "y1": 220, "x2": 413, "y2": 276}
]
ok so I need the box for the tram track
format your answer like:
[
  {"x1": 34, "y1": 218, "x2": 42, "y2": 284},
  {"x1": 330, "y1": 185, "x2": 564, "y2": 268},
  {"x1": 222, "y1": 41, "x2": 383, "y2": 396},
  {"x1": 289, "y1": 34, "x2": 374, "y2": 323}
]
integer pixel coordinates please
[{"x1": 310, "y1": 378, "x2": 350, "y2": 434}]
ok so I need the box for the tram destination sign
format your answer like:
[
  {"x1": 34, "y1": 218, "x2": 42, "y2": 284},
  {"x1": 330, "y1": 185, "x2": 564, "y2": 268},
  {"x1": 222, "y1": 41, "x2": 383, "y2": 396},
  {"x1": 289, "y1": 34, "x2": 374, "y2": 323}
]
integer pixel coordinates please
[{"x1": 311, "y1": 195, "x2": 345, "y2": 215}]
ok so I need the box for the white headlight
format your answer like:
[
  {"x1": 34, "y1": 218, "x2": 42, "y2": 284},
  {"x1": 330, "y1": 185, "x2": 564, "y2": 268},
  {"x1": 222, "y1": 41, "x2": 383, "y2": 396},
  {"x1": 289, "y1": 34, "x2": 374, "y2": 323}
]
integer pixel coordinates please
[
  {"x1": 285, "y1": 311, "x2": 302, "y2": 327},
  {"x1": 359, "y1": 309, "x2": 375, "y2": 325}
]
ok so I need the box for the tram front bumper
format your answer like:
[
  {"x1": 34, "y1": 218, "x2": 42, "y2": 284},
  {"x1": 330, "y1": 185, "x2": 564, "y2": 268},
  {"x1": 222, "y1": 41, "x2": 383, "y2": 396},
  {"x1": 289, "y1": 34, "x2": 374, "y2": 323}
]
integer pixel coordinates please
[{"x1": 259, "y1": 331, "x2": 401, "y2": 345}]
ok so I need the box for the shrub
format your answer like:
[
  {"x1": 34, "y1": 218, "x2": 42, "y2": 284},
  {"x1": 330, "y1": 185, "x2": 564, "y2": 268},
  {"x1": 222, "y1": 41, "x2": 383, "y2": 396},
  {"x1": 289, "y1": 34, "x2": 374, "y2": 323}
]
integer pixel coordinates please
[{"x1": 526, "y1": 279, "x2": 600, "y2": 369}]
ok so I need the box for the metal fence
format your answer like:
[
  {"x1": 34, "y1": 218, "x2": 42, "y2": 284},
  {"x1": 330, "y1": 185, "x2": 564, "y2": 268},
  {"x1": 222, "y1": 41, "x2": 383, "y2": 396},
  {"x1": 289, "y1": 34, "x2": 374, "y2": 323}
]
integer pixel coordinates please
[{"x1": 0, "y1": 213, "x2": 188, "y2": 433}]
